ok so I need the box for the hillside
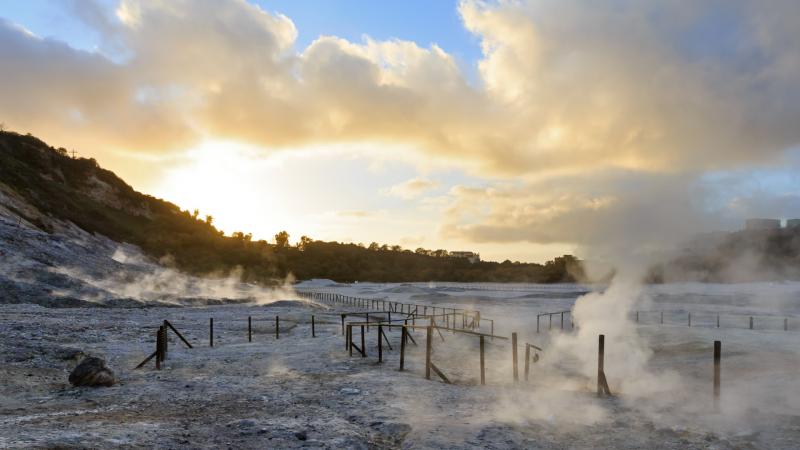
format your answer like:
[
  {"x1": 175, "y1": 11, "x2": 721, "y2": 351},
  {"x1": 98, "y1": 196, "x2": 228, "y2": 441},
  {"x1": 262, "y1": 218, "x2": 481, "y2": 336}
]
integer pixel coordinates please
[
  {"x1": 650, "y1": 228, "x2": 800, "y2": 283},
  {"x1": 0, "y1": 130, "x2": 583, "y2": 285}
]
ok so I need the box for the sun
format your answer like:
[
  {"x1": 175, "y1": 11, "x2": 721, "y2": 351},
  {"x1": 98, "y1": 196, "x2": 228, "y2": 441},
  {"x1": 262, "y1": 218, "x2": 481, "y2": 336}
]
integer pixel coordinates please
[{"x1": 152, "y1": 140, "x2": 291, "y2": 240}]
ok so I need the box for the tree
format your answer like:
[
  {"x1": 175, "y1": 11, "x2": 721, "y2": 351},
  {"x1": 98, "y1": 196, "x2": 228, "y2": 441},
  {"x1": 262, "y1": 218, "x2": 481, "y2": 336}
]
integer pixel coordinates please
[
  {"x1": 192, "y1": 209, "x2": 199, "y2": 219},
  {"x1": 205, "y1": 215, "x2": 214, "y2": 226},
  {"x1": 232, "y1": 231, "x2": 252, "y2": 242},
  {"x1": 390, "y1": 245, "x2": 402, "y2": 252},
  {"x1": 298, "y1": 235, "x2": 313, "y2": 251},
  {"x1": 368, "y1": 242, "x2": 380, "y2": 251},
  {"x1": 275, "y1": 230, "x2": 290, "y2": 248}
]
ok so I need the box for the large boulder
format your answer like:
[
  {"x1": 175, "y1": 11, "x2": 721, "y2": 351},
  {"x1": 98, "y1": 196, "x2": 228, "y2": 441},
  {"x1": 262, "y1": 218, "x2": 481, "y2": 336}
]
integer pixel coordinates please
[{"x1": 68, "y1": 356, "x2": 116, "y2": 387}]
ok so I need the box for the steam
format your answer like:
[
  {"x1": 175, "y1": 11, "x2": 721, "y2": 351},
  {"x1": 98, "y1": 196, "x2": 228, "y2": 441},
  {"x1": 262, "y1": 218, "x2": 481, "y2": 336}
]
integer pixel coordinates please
[{"x1": 51, "y1": 245, "x2": 302, "y2": 306}]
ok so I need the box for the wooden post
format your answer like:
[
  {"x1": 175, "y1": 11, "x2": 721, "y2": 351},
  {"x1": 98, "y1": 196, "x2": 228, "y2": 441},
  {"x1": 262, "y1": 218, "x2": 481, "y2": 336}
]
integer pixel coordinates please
[
  {"x1": 248, "y1": 316, "x2": 252, "y2": 342},
  {"x1": 597, "y1": 334, "x2": 605, "y2": 396},
  {"x1": 348, "y1": 325, "x2": 353, "y2": 356},
  {"x1": 524, "y1": 344, "x2": 531, "y2": 381},
  {"x1": 714, "y1": 340, "x2": 721, "y2": 411},
  {"x1": 156, "y1": 326, "x2": 162, "y2": 370},
  {"x1": 749, "y1": 316, "x2": 753, "y2": 330},
  {"x1": 717, "y1": 314, "x2": 720, "y2": 328},
  {"x1": 536, "y1": 315, "x2": 540, "y2": 333},
  {"x1": 360, "y1": 325, "x2": 366, "y2": 357},
  {"x1": 275, "y1": 316, "x2": 280, "y2": 339},
  {"x1": 425, "y1": 326, "x2": 433, "y2": 380},
  {"x1": 490, "y1": 320, "x2": 494, "y2": 340},
  {"x1": 312, "y1": 315, "x2": 316, "y2": 338},
  {"x1": 635, "y1": 311, "x2": 639, "y2": 323},
  {"x1": 366, "y1": 313, "x2": 370, "y2": 332},
  {"x1": 341, "y1": 314, "x2": 346, "y2": 335},
  {"x1": 378, "y1": 324, "x2": 383, "y2": 363},
  {"x1": 512, "y1": 332, "x2": 518, "y2": 382},
  {"x1": 399, "y1": 326, "x2": 407, "y2": 371},
  {"x1": 561, "y1": 312, "x2": 565, "y2": 329},
  {"x1": 164, "y1": 320, "x2": 192, "y2": 348},
  {"x1": 549, "y1": 314, "x2": 552, "y2": 330},
  {"x1": 480, "y1": 335, "x2": 485, "y2": 386},
  {"x1": 688, "y1": 313, "x2": 692, "y2": 327},
  {"x1": 209, "y1": 317, "x2": 214, "y2": 347},
  {"x1": 162, "y1": 325, "x2": 168, "y2": 358}
]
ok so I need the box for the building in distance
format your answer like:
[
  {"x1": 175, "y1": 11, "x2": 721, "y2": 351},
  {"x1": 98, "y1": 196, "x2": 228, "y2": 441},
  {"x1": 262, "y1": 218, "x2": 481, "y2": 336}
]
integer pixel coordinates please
[{"x1": 449, "y1": 251, "x2": 480, "y2": 263}]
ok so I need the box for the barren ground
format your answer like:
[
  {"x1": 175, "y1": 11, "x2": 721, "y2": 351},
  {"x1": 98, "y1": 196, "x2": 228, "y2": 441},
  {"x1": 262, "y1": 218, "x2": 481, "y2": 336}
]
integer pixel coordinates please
[{"x1": 2, "y1": 282, "x2": 800, "y2": 449}]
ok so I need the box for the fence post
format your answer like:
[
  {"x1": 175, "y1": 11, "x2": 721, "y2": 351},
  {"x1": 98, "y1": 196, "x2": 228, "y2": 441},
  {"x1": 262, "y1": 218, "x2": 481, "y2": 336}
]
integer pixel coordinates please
[
  {"x1": 561, "y1": 312, "x2": 564, "y2": 330},
  {"x1": 156, "y1": 326, "x2": 162, "y2": 370},
  {"x1": 348, "y1": 325, "x2": 353, "y2": 356},
  {"x1": 717, "y1": 314, "x2": 720, "y2": 328},
  {"x1": 480, "y1": 335, "x2": 485, "y2": 386},
  {"x1": 512, "y1": 332, "x2": 518, "y2": 382},
  {"x1": 378, "y1": 324, "x2": 383, "y2": 363},
  {"x1": 248, "y1": 316, "x2": 252, "y2": 342},
  {"x1": 635, "y1": 311, "x2": 639, "y2": 323},
  {"x1": 400, "y1": 326, "x2": 407, "y2": 371},
  {"x1": 524, "y1": 344, "x2": 531, "y2": 381},
  {"x1": 688, "y1": 313, "x2": 692, "y2": 327},
  {"x1": 749, "y1": 316, "x2": 753, "y2": 330},
  {"x1": 549, "y1": 314, "x2": 552, "y2": 330},
  {"x1": 536, "y1": 315, "x2": 540, "y2": 333},
  {"x1": 660, "y1": 311, "x2": 663, "y2": 324},
  {"x1": 312, "y1": 315, "x2": 316, "y2": 338},
  {"x1": 597, "y1": 334, "x2": 605, "y2": 396},
  {"x1": 209, "y1": 318, "x2": 214, "y2": 347},
  {"x1": 162, "y1": 324, "x2": 168, "y2": 358},
  {"x1": 275, "y1": 316, "x2": 280, "y2": 340},
  {"x1": 425, "y1": 326, "x2": 433, "y2": 380},
  {"x1": 714, "y1": 340, "x2": 721, "y2": 411},
  {"x1": 341, "y1": 314, "x2": 345, "y2": 335},
  {"x1": 490, "y1": 320, "x2": 494, "y2": 340},
  {"x1": 360, "y1": 325, "x2": 366, "y2": 357}
]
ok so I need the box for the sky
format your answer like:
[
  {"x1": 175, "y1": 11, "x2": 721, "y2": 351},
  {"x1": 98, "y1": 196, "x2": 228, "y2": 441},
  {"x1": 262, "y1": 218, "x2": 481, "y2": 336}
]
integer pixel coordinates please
[{"x1": 1, "y1": 0, "x2": 799, "y2": 264}]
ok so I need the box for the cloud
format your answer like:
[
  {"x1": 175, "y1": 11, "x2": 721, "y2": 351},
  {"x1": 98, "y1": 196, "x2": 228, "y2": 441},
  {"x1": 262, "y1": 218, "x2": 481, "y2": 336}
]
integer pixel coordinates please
[
  {"x1": 1, "y1": 0, "x2": 799, "y2": 255},
  {"x1": 383, "y1": 177, "x2": 440, "y2": 199},
  {"x1": 4, "y1": 0, "x2": 796, "y2": 175}
]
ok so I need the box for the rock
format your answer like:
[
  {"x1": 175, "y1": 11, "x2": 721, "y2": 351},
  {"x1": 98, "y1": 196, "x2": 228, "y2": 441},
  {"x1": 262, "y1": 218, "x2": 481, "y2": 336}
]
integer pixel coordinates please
[
  {"x1": 294, "y1": 431, "x2": 307, "y2": 441},
  {"x1": 68, "y1": 356, "x2": 116, "y2": 387}
]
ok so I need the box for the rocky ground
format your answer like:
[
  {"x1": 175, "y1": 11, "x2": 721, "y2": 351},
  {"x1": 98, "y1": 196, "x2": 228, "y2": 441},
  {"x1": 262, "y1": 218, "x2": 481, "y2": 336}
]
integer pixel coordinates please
[{"x1": 2, "y1": 285, "x2": 800, "y2": 449}]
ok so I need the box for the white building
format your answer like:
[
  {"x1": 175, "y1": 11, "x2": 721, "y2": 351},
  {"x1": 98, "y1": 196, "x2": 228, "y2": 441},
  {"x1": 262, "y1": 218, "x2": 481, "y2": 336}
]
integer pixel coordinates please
[{"x1": 449, "y1": 251, "x2": 480, "y2": 263}]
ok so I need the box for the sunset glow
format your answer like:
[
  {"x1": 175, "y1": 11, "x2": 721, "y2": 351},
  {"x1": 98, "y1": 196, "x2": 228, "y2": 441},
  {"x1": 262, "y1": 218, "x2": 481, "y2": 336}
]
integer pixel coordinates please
[{"x1": 2, "y1": 0, "x2": 799, "y2": 262}]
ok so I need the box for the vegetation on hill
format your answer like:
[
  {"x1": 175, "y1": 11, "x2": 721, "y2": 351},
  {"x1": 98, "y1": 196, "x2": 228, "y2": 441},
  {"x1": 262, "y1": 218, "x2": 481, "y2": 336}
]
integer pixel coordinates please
[{"x1": 0, "y1": 130, "x2": 585, "y2": 284}]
